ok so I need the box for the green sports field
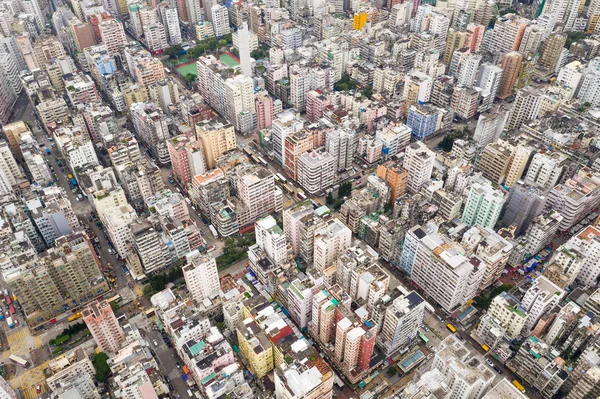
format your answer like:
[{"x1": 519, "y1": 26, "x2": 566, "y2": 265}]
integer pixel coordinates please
[
  {"x1": 219, "y1": 53, "x2": 240, "y2": 67},
  {"x1": 176, "y1": 63, "x2": 198, "y2": 78}
]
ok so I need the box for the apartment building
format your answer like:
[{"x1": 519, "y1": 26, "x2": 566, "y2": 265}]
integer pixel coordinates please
[
  {"x1": 130, "y1": 102, "x2": 170, "y2": 165},
  {"x1": 82, "y1": 299, "x2": 125, "y2": 353},
  {"x1": 196, "y1": 117, "x2": 236, "y2": 169},
  {"x1": 376, "y1": 290, "x2": 425, "y2": 356},
  {"x1": 403, "y1": 142, "x2": 435, "y2": 194},
  {"x1": 521, "y1": 276, "x2": 565, "y2": 331},
  {"x1": 313, "y1": 218, "x2": 352, "y2": 271},
  {"x1": 461, "y1": 182, "x2": 505, "y2": 229},
  {"x1": 297, "y1": 150, "x2": 336, "y2": 195},
  {"x1": 183, "y1": 250, "x2": 221, "y2": 302}
]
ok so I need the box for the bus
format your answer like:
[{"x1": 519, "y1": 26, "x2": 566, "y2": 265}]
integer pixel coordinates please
[
  {"x1": 273, "y1": 174, "x2": 281, "y2": 182},
  {"x1": 276, "y1": 173, "x2": 287, "y2": 184},
  {"x1": 257, "y1": 157, "x2": 268, "y2": 167},
  {"x1": 297, "y1": 192, "x2": 307, "y2": 200},
  {"x1": 512, "y1": 380, "x2": 525, "y2": 392},
  {"x1": 446, "y1": 324, "x2": 457, "y2": 333},
  {"x1": 106, "y1": 294, "x2": 122, "y2": 305},
  {"x1": 418, "y1": 331, "x2": 429, "y2": 344},
  {"x1": 9, "y1": 355, "x2": 29, "y2": 368},
  {"x1": 68, "y1": 312, "x2": 81, "y2": 322}
]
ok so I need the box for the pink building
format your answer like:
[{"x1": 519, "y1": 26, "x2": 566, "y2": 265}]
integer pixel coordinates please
[
  {"x1": 465, "y1": 24, "x2": 485, "y2": 52},
  {"x1": 82, "y1": 300, "x2": 125, "y2": 354},
  {"x1": 305, "y1": 90, "x2": 330, "y2": 123},
  {"x1": 255, "y1": 94, "x2": 274, "y2": 130},
  {"x1": 167, "y1": 132, "x2": 195, "y2": 186}
]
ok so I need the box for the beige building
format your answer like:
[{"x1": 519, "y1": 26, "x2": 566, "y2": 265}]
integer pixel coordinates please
[
  {"x1": 488, "y1": 292, "x2": 528, "y2": 338},
  {"x1": 196, "y1": 118, "x2": 236, "y2": 169}
]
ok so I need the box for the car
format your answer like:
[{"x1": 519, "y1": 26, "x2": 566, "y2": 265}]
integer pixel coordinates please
[
  {"x1": 493, "y1": 366, "x2": 503, "y2": 374},
  {"x1": 153, "y1": 340, "x2": 158, "y2": 346},
  {"x1": 36, "y1": 385, "x2": 41, "y2": 393},
  {"x1": 485, "y1": 359, "x2": 494, "y2": 367},
  {"x1": 176, "y1": 362, "x2": 181, "y2": 368}
]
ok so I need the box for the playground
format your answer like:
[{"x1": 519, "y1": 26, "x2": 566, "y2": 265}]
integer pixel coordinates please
[{"x1": 219, "y1": 52, "x2": 240, "y2": 67}]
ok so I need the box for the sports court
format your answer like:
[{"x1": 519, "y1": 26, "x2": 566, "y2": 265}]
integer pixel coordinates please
[
  {"x1": 219, "y1": 52, "x2": 240, "y2": 67},
  {"x1": 175, "y1": 62, "x2": 198, "y2": 78}
]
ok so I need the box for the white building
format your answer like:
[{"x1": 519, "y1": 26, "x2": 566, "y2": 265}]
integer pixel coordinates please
[
  {"x1": 211, "y1": 5, "x2": 230, "y2": 37},
  {"x1": 183, "y1": 251, "x2": 221, "y2": 303},
  {"x1": 255, "y1": 216, "x2": 287, "y2": 266},
  {"x1": 406, "y1": 228, "x2": 486, "y2": 312},
  {"x1": 103, "y1": 205, "x2": 137, "y2": 258},
  {"x1": 313, "y1": 218, "x2": 352, "y2": 271},
  {"x1": 237, "y1": 22, "x2": 253, "y2": 78},
  {"x1": 297, "y1": 150, "x2": 336, "y2": 195},
  {"x1": 271, "y1": 110, "x2": 304, "y2": 166},
  {"x1": 375, "y1": 124, "x2": 412, "y2": 158},
  {"x1": 159, "y1": 5, "x2": 182, "y2": 45},
  {"x1": 473, "y1": 111, "x2": 507, "y2": 148},
  {"x1": 521, "y1": 276, "x2": 565, "y2": 332},
  {"x1": 403, "y1": 141, "x2": 435, "y2": 194},
  {"x1": 487, "y1": 292, "x2": 528, "y2": 338},
  {"x1": 144, "y1": 24, "x2": 169, "y2": 53},
  {"x1": 376, "y1": 290, "x2": 425, "y2": 356},
  {"x1": 0, "y1": 140, "x2": 25, "y2": 191},
  {"x1": 523, "y1": 152, "x2": 567, "y2": 191}
]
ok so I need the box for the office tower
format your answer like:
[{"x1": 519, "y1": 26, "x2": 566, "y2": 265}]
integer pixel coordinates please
[
  {"x1": 130, "y1": 102, "x2": 170, "y2": 165},
  {"x1": 313, "y1": 218, "x2": 352, "y2": 271},
  {"x1": 462, "y1": 182, "x2": 505, "y2": 229},
  {"x1": 507, "y1": 85, "x2": 543, "y2": 130},
  {"x1": 238, "y1": 22, "x2": 252, "y2": 77},
  {"x1": 473, "y1": 111, "x2": 507, "y2": 147},
  {"x1": 195, "y1": 118, "x2": 236, "y2": 169},
  {"x1": 297, "y1": 150, "x2": 336, "y2": 195},
  {"x1": 183, "y1": 250, "x2": 221, "y2": 302},
  {"x1": 403, "y1": 142, "x2": 434, "y2": 194},
  {"x1": 283, "y1": 200, "x2": 314, "y2": 257},
  {"x1": 238, "y1": 167, "x2": 277, "y2": 221},
  {"x1": 476, "y1": 64, "x2": 503, "y2": 112},
  {"x1": 406, "y1": 228, "x2": 485, "y2": 312},
  {"x1": 547, "y1": 167, "x2": 600, "y2": 231},
  {"x1": 376, "y1": 291, "x2": 425, "y2": 356},
  {"x1": 82, "y1": 300, "x2": 125, "y2": 353},
  {"x1": 502, "y1": 182, "x2": 546, "y2": 236},
  {"x1": 496, "y1": 51, "x2": 523, "y2": 100},
  {"x1": 522, "y1": 276, "x2": 565, "y2": 331},
  {"x1": 326, "y1": 129, "x2": 358, "y2": 172},
  {"x1": 487, "y1": 292, "x2": 528, "y2": 338},
  {"x1": 98, "y1": 19, "x2": 127, "y2": 56},
  {"x1": 211, "y1": 5, "x2": 230, "y2": 37},
  {"x1": 538, "y1": 33, "x2": 567, "y2": 72}
]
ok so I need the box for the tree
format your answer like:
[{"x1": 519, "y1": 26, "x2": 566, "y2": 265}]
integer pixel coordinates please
[
  {"x1": 362, "y1": 86, "x2": 373, "y2": 99},
  {"x1": 231, "y1": 48, "x2": 239, "y2": 57},
  {"x1": 387, "y1": 367, "x2": 398, "y2": 377},
  {"x1": 334, "y1": 74, "x2": 358, "y2": 92},
  {"x1": 93, "y1": 352, "x2": 111, "y2": 383},
  {"x1": 164, "y1": 45, "x2": 183, "y2": 59},
  {"x1": 326, "y1": 192, "x2": 334, "y2": 205},
  {"x1": 566, "y1": 31, "x2": 586, "y2": 49},
  {"x1": 183, "y1": 74, "x2": 196, "y2": 85}
]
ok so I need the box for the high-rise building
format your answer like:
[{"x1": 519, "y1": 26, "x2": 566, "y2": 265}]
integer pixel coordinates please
[
  {"x1": 272, "y1": 110, "x2": 304, "y2": 167},
  {"x1": 473, "y1": 110, "x2": 508, "y2": 148},
  {"x1": 486, "y1": 14, "x2": 528, "y2": 55},
  {"x1": 130, "y1": 102, "x2": 170, "y2": 165},
  {"x1": 158, "y1": 4, "x2": 182, "y2": 45},
  {"x1": 297, "y1": 150, "x2": 336, "y2": 195},
  {"x1": 538, "y1": 33, "x2": 567, "y2": 72},
  {"x1": 237, "y1": 22, "x2": 252, "y2": 77},
  {"x1": 82, "y1": 300, "x2": 126, "y2": 353},
  {"x1": 196, "y1": 117, "x2": 236, "y2": 169},
  {"x1": 406, "y1": 104, "x2": 440, "y2": 139},
  {"x1": 521, "y1": 276, "x2": 565, "y2": 331},
  {"x1": 375, "y1": 124, "x2": 412, "y2": 158},
  {"x1": 502, "y1": 182, "x2": 546, "y2": 236},
  {"x1": 183, "y1": 250, "x2": 221, "y2": 302},
  {"x1": 255, "y1": 93, "x2": 274, "y2": 129},
  {"x1": 507, "y1": 85, "x2": 544, "y2": 130},
  {"x1": 238, "y1": 167, "x2": 278, "y2": 221},
  {"x1": 546, "y1": 167, "x2": 600, "y2": 231},
  {"x1": 403, "y1": 142, "x2": 435, "y2": 194},
  {"x1": 326, "y1": 129, "x2": 358, "y2": 172},
  {"x1": 283, "y1": 200, "x2": 314, "y2": 257},
  {"x1": 313, "y1": 218, "x2": 352, "y2": 271},
  {"x1": 403, "y1": 226, "x2": 485, "y2": 312},
  {"x1": 376, "y1": 160, "x2": 408, "y2": 207},
  {"x1": 462, "y1": 182, "x2": 505, "y2": 229},
  {"x1": 476, "y1": 64, "x2": 503, "y2": 112},
  {"x1": 504, "y1": 145, "x2": 531, "y2": 188},
  {"x1": 98, "y1": 19, "x2": 127, "y2": 56},
  {"x1": 496, "y1": 51, "x2": 523, "y2": 100},
  {"x1": 456, "y1": 52, "x2": 482, "y2": 88},
  {"x1": 211, "y1": 5, "x2": 230, "y2": 37},
  {"x1": 487, "y1": 292, "x2": 527, "y2": 338},
  {"x1": 255, "y1": 216, "x2": 287, "y2": 266},
  {"x1": 284, "y1": 130, "x2": 313, "y2": 181},
  {"x1": 376, "y1": 290, "x2": 425, "y2": 356},
  {"x1": 509, "y1": 210, "x2": 563, "y2": 267},
  {"x1": 524, "y1": 152, "x2": 567, "y2": 191}
]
